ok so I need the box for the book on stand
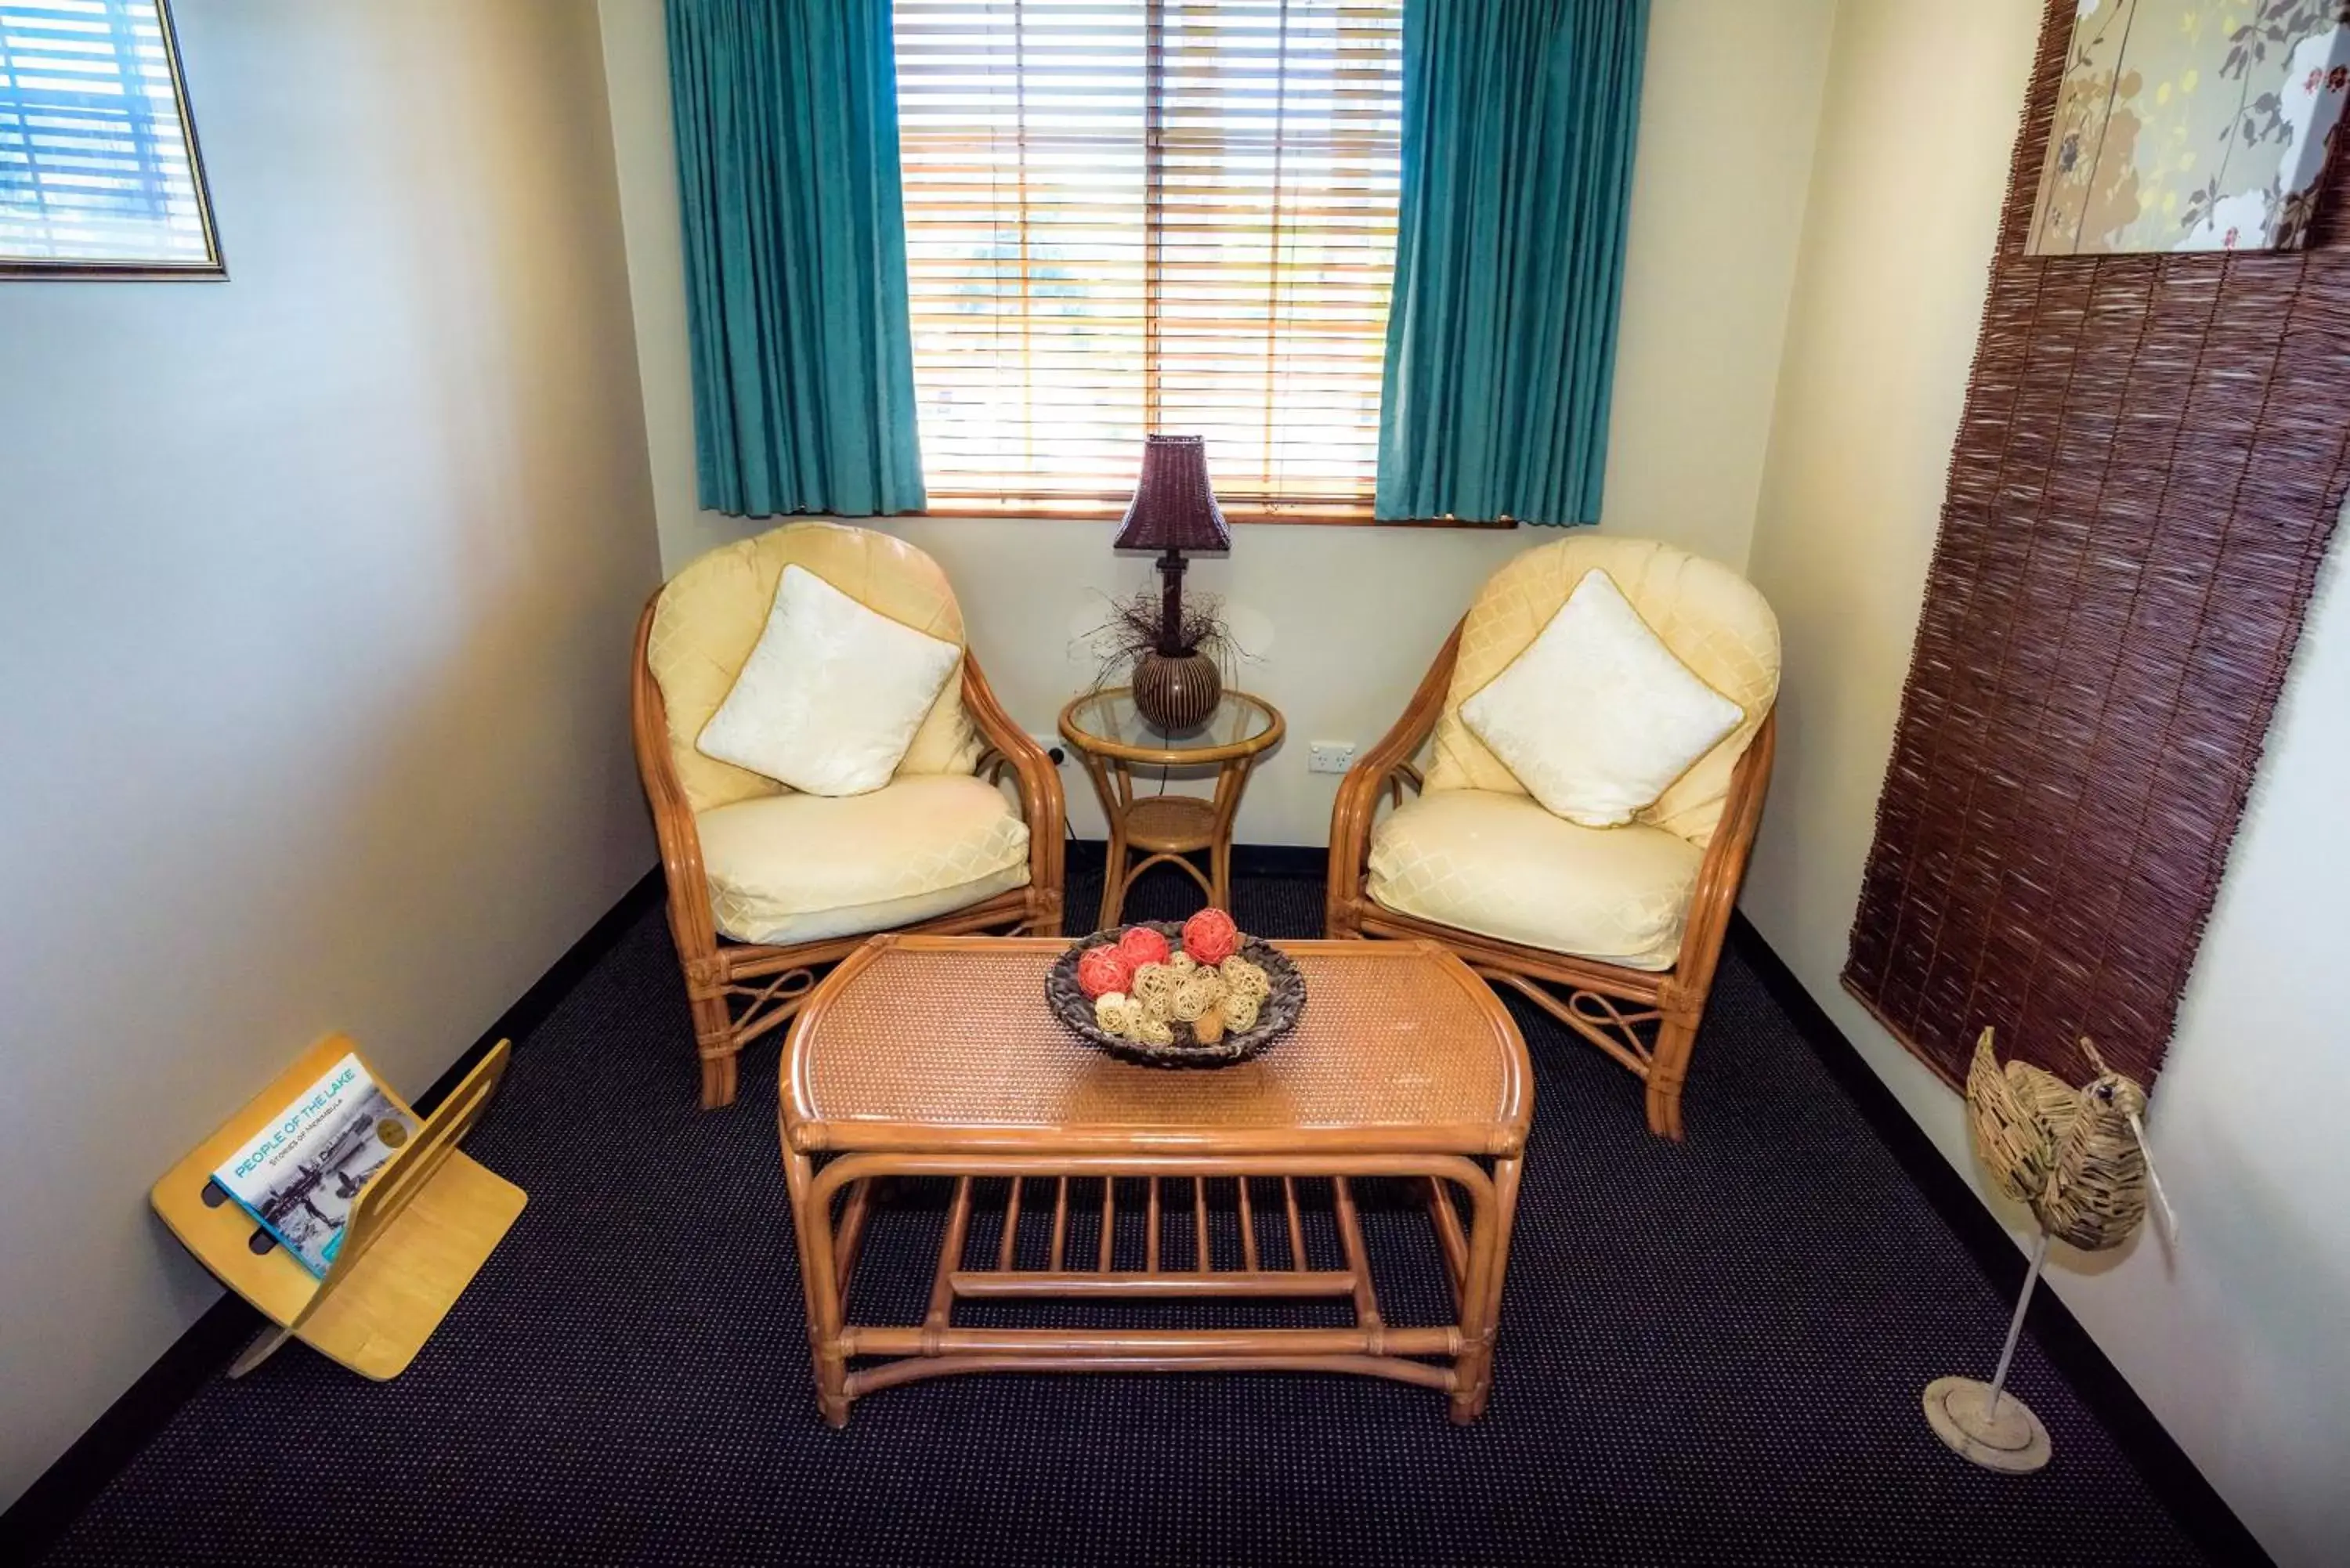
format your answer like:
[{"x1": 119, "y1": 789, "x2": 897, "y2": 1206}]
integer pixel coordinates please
[{"x1": 211, "y1": 1051, "x2": 417, "y2": 1278}]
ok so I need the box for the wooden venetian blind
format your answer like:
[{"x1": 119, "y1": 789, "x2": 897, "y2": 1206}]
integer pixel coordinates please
[{"x1": 894, "y1": 0, "x2": 1404, "y2": 516}]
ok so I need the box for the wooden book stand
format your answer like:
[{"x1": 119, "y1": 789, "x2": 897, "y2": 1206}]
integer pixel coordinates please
[{"x1": 152, "y1": 1034, "x2": 526, "y2": 1380}]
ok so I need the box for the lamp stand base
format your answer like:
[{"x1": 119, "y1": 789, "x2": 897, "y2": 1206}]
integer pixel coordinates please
[
  {"x1": 1922, "y1": 1376, "x2": 2052, "y2": 1472},
  {"x1": 1132, "y1": 649, "x2": 1221, "y2": 733}
]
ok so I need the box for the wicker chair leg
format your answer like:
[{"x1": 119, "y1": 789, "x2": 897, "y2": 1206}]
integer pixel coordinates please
[
  {"x1": 689, "y1": 991, "x2": 739, "y2": 1111},
  {"x1": 1646, "y1": 1013, "x2": 1699, "y2": 1142},
  {"x1": 700, "y1": 1051, "x2": 738, "y2": 1111}
]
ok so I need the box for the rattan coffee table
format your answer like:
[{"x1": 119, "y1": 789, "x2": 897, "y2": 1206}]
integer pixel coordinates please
[{"x1": 778, "y1": 934, "x2": 1532, "y2": 1425}]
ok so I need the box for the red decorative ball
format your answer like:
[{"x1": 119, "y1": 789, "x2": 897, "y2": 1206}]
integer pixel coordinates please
[
  {"x1": 1076, "y1": 944, "x2": 1135, "y2": 999},
  {"x1": 1182, "y1": 908, "x2": 1241, "y2": 967},
  {"x1": 1117, "y1": 926, "x2": 1172, "y2": 969}
]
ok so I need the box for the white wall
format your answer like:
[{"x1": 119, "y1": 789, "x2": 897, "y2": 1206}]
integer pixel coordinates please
[
  {"x1": 1742, "y1": 4, "x2": 2350, "y2": 1562},
  {"x1": 0, "y1": 0, "x2": 660, "y2": 1512},
  {"x1": 598, "y1": 0, "x2": 1837, "y2": 844}
]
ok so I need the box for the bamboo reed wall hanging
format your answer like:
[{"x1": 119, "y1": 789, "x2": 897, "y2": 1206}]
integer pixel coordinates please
[{"x1": 1842, "y1": 0, "x2": 2350, "y2": 1090}]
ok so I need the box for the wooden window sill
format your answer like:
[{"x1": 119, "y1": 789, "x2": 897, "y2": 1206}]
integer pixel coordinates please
[{"x1": 906, "y1": 503, "x2": 1517, "y2": 531}]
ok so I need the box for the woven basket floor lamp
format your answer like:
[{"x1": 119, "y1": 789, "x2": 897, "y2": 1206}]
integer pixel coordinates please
[{"x1": 1925, "y1": 1030, "x2": 2171, "y2": 1472}]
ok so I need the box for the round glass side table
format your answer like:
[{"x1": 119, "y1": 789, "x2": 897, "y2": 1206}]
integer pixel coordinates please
[{"x1": 1057, "y1": 687, "x2": 1285, "y2": 930}]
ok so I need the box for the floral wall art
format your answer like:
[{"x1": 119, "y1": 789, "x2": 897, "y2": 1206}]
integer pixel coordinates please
[{"x1": 2028, "y1": 0, "x2": 2350, "y2": 253}]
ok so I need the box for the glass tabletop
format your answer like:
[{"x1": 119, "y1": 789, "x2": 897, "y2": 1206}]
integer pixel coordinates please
[{"x1": 1061, "y1": 687, "x2": 1280, "y2": 757}]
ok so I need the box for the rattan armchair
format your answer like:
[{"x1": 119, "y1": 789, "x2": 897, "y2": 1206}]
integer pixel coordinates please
[
  {"x1": 631, "y1": 523, "x2": 1064, "y2": 1109},
  {"x1": 1325, "y1": 537, "x2": 1778, "y2": 1140}
]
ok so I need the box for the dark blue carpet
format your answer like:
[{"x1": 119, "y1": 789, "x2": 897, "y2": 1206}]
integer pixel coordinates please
[{"x1": 39, "y1": 855, "x2": 2209, "y2": 1566}]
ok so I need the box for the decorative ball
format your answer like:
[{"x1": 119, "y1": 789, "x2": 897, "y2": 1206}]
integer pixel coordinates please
[
  {"x1": 1170, "y1": 970, "x2": 1226, "y2": 1023},
  {"x1": 1133, "y1": 1014, "x2": 1176, "y2": 1048},
  {"x1": 1118, "y1": 926, "x2": 1172, "y2": 968},
  {"x1": 1220, "y1": 955, "x2": 1270, "y2": 1003},
  {"x1": 1183, "y1": 908, "x2": 1241, "y2": 967},
  {"x1": 1076, "y1": 944, "x2": 1134, "y2": 999},
  {"x1": 1167, "y1": 951, "x2": 1198, "y2": 977},
  {"x1": 1224, "y1": 991, "x2": 1262, "y2": 1032},
  {"x1": 1093, "y1": 992, "x2": 1133, "y2": 1035},
  {"x1": 1130, "y1": 962, "x2": 1178, "y2": 1018}
]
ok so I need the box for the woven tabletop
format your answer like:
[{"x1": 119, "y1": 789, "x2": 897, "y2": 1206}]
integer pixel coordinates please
[{"x1": 782, "y1": 937, "x2": 1531, "y2": 1157}]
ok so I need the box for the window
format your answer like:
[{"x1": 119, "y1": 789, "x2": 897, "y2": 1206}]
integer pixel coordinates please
[
  {"x1": 0, "y1": 0, "x2": 220, "y2": 276},
  {"x1": 895, "y1": 0, "x2": 1403, "y2": 518}
]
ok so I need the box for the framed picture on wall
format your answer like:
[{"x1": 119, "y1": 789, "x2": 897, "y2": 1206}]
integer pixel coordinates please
[
  {"x1": 2028, "y1": 0, "x2": 2350, "y2": 255},
  {"x1": 1, "y1": 0, "x2": 224, "y2": 278}
]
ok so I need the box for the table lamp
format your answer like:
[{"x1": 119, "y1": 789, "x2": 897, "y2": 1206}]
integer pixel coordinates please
[{"x1": 1114, "y1": 434, "x2": 1231, "y2": 732}]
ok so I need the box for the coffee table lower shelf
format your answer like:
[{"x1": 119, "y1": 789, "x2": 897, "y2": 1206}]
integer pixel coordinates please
[{"x1": 783, "y1": 1151, "x2": 1524, "y2": 1426}]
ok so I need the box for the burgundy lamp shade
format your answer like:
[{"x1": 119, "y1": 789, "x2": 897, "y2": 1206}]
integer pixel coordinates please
[{"x1": 1114, "y1": 435, "x2": 1231, "y2": 554}]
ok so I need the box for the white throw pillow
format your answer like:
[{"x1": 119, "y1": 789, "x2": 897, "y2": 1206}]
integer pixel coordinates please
[
  {"x1": 1460, "y1": 569, "x2": 1743, "y2": 828},
  {"x1": 696, "y1": 564, "x2": 962, "y2": 797}
]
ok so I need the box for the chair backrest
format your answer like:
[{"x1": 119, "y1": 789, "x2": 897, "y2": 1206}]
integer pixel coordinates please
[
  {"x1": 647, "y1": 522, "x2": 979, "y2": 815},
  {"x1": 1424, "y1": 535, "x2": 1780, "y2": 847}
]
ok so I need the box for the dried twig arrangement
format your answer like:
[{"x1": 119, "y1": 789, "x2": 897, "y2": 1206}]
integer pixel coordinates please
[{"x1": 1079, "y1": 586, "x2": 1242, "y2": 692}]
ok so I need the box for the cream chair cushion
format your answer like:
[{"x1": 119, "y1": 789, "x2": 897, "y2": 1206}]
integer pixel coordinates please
[
  {"x1": 698, "y1": 565, "x2": 963, "y2": 797},
  {"x1": 649, "y1": 522, "x2": 981, "y2": 815},
  {"x1": 1366, "y1": 790, "x2": 1702, "y2": 970},
  {"x1": 695, "y1": 774, "x2": 1031, "y2": 946},
  {"x1": 1427, "y1": 536, "x2": 1778, "y2": 847},
  {"x1": 1461, "y1": 569, "x2": 1744, "y2": 827}
]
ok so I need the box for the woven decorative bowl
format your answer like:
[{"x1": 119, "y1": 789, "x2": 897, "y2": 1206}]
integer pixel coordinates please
[{"x1": 1046, "y1": 921, "x2": 1304, "y2": 1068}]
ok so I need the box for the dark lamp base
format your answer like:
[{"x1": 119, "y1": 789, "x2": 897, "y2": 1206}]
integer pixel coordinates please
[{"x1": 1132, "y1": 650, "x2": 1222, "y2": 732}]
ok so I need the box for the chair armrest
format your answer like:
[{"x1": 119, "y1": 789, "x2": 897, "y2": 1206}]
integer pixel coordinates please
[
  {"x1": 1327, "y1": 620, "x2": 1463, "y2": 934},
  {"x1": 962, "y1": 653, "x2": 1066, "y2": 905},
  {"x1": 1666, "y1": 706, "x2": 1777, "y2": 1008},
  {"x1": 631, "y1": 594, "x2": 723, "y2": 970}
]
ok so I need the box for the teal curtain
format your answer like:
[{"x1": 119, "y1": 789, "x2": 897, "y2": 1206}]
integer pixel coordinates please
[
  {"x1": 667, "y1": 0, "x2": 924, "y2": 517},
  {"x1": 1376, "y1": 0, "x2": 1649, "y2": 526}
]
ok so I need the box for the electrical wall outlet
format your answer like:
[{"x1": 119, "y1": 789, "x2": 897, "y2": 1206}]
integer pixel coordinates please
[{"x1": 1307, "y1": 741, "x2": 1358, "y2": 775}]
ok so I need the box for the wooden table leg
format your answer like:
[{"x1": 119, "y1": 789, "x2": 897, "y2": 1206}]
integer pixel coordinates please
[
  {"x1": 1098, "y1": 831, "x2": 1130, "y2": 930},
  {"x1": 1450, "y1": 1156, "x2": 1523, "y2": 1424},
  {"x1": 1425, "y1": 1176, "x2": 1470, "y2": 1313},
  {"x1": 1209, "y1": 758, "x2": 1246, "y2": 909},
  {"x1": 835, "y1": 1178, "x2": 873, "y2": 1317},
  {"x1": 1210, "y1": 831, "x2": 1233, "y2": 911},
  {"x1": 783, "y1": 1147, "x2": 852, "y2": 1427}
]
